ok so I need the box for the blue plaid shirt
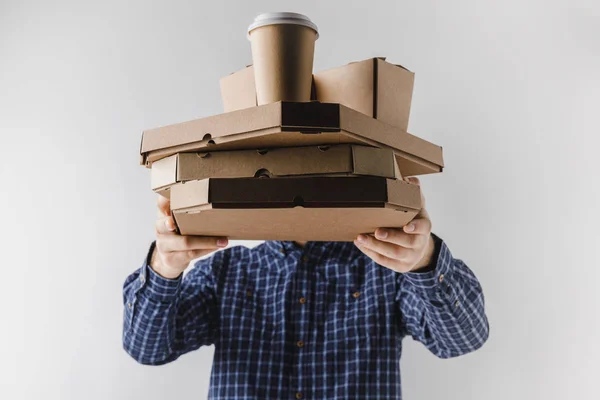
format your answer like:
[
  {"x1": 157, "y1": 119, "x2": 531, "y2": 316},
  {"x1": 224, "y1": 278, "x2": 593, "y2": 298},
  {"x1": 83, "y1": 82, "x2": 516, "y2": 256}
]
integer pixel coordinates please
[{"x1": 123, "y1": 236, "x2": 488, "y2": 399}]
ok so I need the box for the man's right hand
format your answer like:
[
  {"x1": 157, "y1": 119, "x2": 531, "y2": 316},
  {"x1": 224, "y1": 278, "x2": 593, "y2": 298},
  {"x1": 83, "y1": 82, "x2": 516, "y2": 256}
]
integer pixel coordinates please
[{"x1": 150, "y1": 195, "x2": 228, "y2": 279}]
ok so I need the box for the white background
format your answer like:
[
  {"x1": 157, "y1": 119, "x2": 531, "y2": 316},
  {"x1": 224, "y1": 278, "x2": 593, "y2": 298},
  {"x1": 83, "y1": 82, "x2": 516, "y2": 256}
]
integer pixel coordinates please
[{"x1": 1, "y1": 0, "x2": 599, "y2": 399}]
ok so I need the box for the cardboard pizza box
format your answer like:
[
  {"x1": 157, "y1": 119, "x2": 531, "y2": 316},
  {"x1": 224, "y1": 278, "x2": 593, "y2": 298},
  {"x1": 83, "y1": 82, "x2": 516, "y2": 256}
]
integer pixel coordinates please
[
  {"x1": 140, "y1": 101, "x2": 443, "y2": 177},
  {"x1": 169, "y1": 176, "x2": 421, "y2": 241},
  {"x1": 151, "y1": 144, "x2": 401, "y2": 197}
]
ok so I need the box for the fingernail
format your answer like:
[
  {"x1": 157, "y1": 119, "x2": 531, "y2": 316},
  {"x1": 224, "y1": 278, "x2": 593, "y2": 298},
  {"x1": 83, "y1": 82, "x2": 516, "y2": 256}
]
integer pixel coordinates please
[
  {"x1": 376, "y1": 229, "x2": 388, "y2": 239},
  {"x1": 217, "y1": 239, "x2": 228, "y2": 247},
  {"x1": 165, "y1": 219, "x2": 175, "y2": 231},
  {"x1": 405, "y1": 224, "x2": 415, "y2": 232},
  {"x1": 357, "y1": 235, "x2": 367, "y2": 243}
]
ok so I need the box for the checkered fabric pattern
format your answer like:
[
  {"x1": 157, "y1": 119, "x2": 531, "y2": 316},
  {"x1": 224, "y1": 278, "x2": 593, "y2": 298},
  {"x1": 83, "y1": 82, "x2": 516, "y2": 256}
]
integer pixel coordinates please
[{"x1": 123, "y1": 236, "x2": 488, "y2": 399}]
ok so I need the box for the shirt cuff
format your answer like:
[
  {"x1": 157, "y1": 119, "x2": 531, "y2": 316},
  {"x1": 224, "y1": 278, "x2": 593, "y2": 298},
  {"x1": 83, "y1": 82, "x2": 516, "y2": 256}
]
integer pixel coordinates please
[
  {"x1": 135, "y1": 241, "x2": 182, "y2": 303},
  {"x1": 402, "y1": 234, "x2": 453, "y2": 292},
  {"x1": 409, "y1": 233, "x2": 442, "y2": 273}
]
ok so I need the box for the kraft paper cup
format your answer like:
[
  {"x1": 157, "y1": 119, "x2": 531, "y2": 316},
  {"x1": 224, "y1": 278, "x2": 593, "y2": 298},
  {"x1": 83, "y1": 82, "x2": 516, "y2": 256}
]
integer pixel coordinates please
[{"x1": 248, "y1": 12, "x2": 319, "y2": 105}]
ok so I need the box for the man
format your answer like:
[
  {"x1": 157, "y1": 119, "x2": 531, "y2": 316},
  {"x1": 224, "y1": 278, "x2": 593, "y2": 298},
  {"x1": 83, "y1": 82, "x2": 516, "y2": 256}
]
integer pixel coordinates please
[{"x1": 123, "y1": 177, "x2": 489, "y2": 399}]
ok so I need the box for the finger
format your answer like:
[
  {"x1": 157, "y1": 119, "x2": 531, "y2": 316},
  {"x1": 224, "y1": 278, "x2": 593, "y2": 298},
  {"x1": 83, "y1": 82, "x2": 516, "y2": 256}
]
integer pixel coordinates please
[
  {"x1": 356, "y1": 234, "x2": 414, "y2": 261},
  {"x1": 403, "y1": 217, "x2": 432, "y2": 235},
  {"x1": 155, "y1": 216, "x2": 177, "y2": 234},
  {"x1": 416, "y1": 206, "x2": 430, "y2": 220},
  {"x1": 161, "y1": 249, "x2": 215, "y2": 268},
  {"x1": 354, "y1": 242, "x2": 407, "y2": 272},
  {"x1": 406, "y1": 176, "x2": 420, "y2": 186},
  {"x1": 157, "y1": 234, "x2": 228, "y2": 252},
  {"x1": 355, "y1": 241, "x2": 399, "y2": 266},
  {"x1": 405, "y1": 177, "x2": 427, "y2": 213},
  {"x1": 157, "y1": 195, "x2": 171, "y2": 217},
  {"x1": 374, "y1": 228, "x2": 424, "y2": 249}
]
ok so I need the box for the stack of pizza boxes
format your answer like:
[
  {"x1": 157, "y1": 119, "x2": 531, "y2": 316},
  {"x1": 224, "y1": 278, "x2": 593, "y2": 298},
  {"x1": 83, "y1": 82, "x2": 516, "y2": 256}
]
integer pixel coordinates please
[{"x1": 140, "y1": 58, "x2": 443, "y2": 241}]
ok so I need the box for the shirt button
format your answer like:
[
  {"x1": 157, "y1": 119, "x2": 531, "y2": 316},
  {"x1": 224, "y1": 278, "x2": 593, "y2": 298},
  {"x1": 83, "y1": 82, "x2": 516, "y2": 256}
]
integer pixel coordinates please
[
  {"x1": 297, "y1": 340, "x2": 304, "y2": 348},
  {"x1": 279, "y1": 248, "x2": 285, "y2": 255},
  {"x1": 246, "y1": 290, "x2": 252, "y2": 297},
  {"x1": 127, "y1": 302, "x2": 132, "y2": 309},
  {"x1": 299, "y1": 297, "x2": 306, "y2": 304},
  {"x1": 438, "y1": 274, "x2": 445, "y2": 283},
  {"x1": 296, "y1": 392, "x2": 304, "y2": 399},
  {"x1": 302, "y1": 256, "x2": 309, "y2": 263},
  {"x1": 352, "y1": 291, "x2": 361, "y2": 299},
  {"x1": 139, "y1": 275, "x2": 145, "y2": 283},
  {"x1": 455, "y1": 300, "x2": 460, "y2": 308}
]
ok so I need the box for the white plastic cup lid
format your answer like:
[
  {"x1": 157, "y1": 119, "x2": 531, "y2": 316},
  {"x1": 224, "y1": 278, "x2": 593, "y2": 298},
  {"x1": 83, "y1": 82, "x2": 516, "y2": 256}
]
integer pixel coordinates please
[{"x1": 248, "y1": 12, "x2": 319, "y2": 39}]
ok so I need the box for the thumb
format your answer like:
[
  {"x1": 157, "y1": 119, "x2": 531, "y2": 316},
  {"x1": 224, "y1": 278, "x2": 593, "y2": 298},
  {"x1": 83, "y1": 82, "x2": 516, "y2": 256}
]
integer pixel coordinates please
[
  {"x1": 157, "y1": 195, "x2": 171, "y2": 217},
  {"x1": 405, "y1": 177, "x2": 428, "y2": 218},
  {"x1": 406, "y1": 176, "x2": 420, "y2": 186}
]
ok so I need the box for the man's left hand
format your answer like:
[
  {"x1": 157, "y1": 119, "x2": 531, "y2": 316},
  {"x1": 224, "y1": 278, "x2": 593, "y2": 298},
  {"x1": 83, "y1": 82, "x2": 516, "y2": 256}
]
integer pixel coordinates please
[{"x1": 354, "y1": 177, "x2": 436, "y2": 273}]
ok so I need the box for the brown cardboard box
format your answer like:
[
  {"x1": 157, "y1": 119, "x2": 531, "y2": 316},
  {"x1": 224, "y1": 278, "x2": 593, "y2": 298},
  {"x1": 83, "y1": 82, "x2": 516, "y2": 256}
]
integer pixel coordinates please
[
  {"x1": 170, "y1": 176, "x2": 421, "y2": 241},
  {"x1": 140, "y1": 102, "x2": 443, "y2": 176},
  {"x1": 151, "y1": 144, "x2": 400, "y2": 196},
  {"x1": 220, "y1": 65, "x2": 317, "y2": 112},
  {"x1": 219, "y1": 65, "x2": 257, "y2": 113},
  {"x1": 314, "y1": 57, "x2": 414, "y2": 131}
]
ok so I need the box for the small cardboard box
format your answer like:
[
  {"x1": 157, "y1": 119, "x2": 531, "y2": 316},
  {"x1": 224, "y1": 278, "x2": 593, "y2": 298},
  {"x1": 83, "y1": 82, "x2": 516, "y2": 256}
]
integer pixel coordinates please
[
  {"x1": 219, "y1": 65, "x2": 257, "y2": 112},
  {"x1": 151, "y1": 144, "x2": 401, "y2": 196},
  {"x1": 140, "y1": 101, "x2": 443, "y2": 177},
  {"x1": 220, "y1": 65, "x2": 317, "y2": 112},
  {"x1": 170, "y1": 176, "x2": 421, "y2": 241},
  {"x1": 314, "y1": 57, "x2": 415, "y2": 131}
]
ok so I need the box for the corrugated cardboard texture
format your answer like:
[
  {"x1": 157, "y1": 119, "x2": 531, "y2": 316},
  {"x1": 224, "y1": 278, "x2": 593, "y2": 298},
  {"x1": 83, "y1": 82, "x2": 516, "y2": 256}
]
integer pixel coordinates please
[
  {"x1": 313, "y1": 58, "x2": 414, "y2": 131},
  {"x1": 170, "y1": 177, "x2": 421, "y2": 241},
  {"x1": 140, "y1": 102, "x2": 443, "y2": 176},
  {"x1": 150, "y1": 145, "x2": 397, "y2": 195}
]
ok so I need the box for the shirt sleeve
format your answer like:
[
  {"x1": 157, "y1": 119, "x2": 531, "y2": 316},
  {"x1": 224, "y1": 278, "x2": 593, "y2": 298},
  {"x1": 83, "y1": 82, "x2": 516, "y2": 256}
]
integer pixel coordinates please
[
  {"x1": 396, "y1": 234, "x2": 489, "y2": 359},
  {"x1": 122, "y1": 242, "x2": 225, "y2": 365}
]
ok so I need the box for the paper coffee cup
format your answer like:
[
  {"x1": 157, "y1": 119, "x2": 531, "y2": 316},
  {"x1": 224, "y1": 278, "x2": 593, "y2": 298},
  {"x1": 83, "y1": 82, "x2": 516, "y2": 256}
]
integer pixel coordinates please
[{"x1": 248, "y1": 12, "x2": 319, "y2": 105}]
